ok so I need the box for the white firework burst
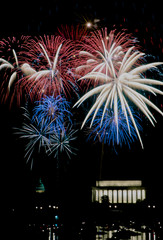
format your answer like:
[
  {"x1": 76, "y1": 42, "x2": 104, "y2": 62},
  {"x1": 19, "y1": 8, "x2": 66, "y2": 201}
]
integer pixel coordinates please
[
  {"x1": 28, "y1": 43, "x2": 62, "y2": 82},
  {"x1": 74, "y1": 47, "x2": 163, "y2": 148},
  {"x1": 75, "y1": 28, "x2": 138, "y2": 89},
  {"x1": 0, "y1": 49, "x2": 19, "y2": 91},
  {"x1": 0, "y1": 49, "x2": 35, "y2": 91},
  {"x1": 14, "y1": 107, "x2": 54, "y2": 169},
  {"x1": 47, "y1": 126, "x2": 77, "y2": 159}
]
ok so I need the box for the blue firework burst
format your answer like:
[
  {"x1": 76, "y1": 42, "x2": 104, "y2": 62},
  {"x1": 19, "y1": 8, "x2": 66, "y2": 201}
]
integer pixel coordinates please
[
  {"x1": 14, "y1": 103, "x2": 77, "y2": 168},
  {"x1": 87, "y1": 104, "x2": 142, "y2": 148},
  {"x1": 32, "y1": 95, "x2": 72, "y2": 127}
]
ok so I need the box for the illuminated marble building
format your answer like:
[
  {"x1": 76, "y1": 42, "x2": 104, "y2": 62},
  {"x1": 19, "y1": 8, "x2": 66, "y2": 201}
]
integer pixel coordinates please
[{"x1": 92, "y1": 180, "x2": 146, "y2": 204}]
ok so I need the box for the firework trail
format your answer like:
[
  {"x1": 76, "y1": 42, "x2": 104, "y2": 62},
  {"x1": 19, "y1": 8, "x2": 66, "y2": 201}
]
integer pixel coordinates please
[{"x1": 57, "y1": 24, "x2": 88, "y2": 41}]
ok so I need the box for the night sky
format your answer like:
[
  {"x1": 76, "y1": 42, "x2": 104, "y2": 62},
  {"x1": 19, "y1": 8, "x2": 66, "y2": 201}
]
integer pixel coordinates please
[{"x1": 1, "y1": 0, "x2": 163, "y2": 214}]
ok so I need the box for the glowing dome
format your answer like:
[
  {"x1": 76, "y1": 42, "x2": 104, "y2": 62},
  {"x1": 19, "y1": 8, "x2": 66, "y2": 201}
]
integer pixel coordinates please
[{"x1": 35, "y1": 178, "x2": 45, "y2": 193}]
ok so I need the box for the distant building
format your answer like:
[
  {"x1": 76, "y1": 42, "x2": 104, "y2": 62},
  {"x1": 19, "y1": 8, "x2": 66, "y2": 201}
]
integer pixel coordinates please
[
  {"x1": 92, "y1": 180, "x2": 146, "y2": 204},
  {"x1": 35, "y1": 178, "x2": 45, "y2": 193}
]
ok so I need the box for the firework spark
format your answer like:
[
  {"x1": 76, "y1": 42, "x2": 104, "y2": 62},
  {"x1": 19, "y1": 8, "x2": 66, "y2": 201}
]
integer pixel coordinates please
[
  {"x1": 57, "y1": 24, "x2": 88, "y2": 41},
  {"x1": 0, "y1": 57, "x2": 36, "y2": 106},
  {"x1": 74, "y1": 46, "x2": 163, "y2": 148},
  {"x1": 0, "y1": 50, "x2": 23, "y2": 105},
  {"x1": 47, "y1": 125, "x2": 77, "y2": 159},
  {"x1": 0, "y1": 49, "x2": 18, "y2": 91},
  {"x1": 14, "y1": 107, "x2": 53, "y2": 168},
  {"x1": 15, "y1": 100, "x2": 76, "y2": 168},
  {"x1": 0, "y1": 36, "x2": 34, "y2": 105},
  {"x1": 32, "y1": 95, "x2": 72, "y2": 126},
  {"x1": 0, "y1": 50, "x2": 34, "y2": 91},
  {"x1": 87, "y1": 105, "x2": 142, "y2": 148},
  {"x1": 21, "y1": 35, "x2": 77, "y2": 101},
  {"x1": 75, "y1": 28, "x2": 139, "y2": 89},
  {"x1": 0, "y1": 36, "x2": 30, "y2": 61}
]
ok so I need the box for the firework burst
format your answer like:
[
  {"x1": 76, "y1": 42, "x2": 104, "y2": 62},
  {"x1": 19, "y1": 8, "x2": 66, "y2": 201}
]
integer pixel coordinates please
[
  {"x1": 87, "y1": 105, "x2": 142, "y2": 148},
  {"x1": 0, "y1": 49, "x2": 19, "y2": 91},
  {"x1": 15, "y1": 97, "x2": 76, "y2": 168},
  {"x1": 75, "y1": 28, "x2": 139, "y2": 90},
  {"x1": 0, "y1": 36, "x2": 30, "y2": 61},
  {"x1": 57, "y1": 24, "x2": 88, "y2": 41},
  {"x1": 0, "y1": 50, "x2": 29, "y2": 105},
  {"x1": 0, "y1": 36, "x2": 35, "y2": 106},
  {"x1": 32, "y1": 95, "x2": 72, "y2": 126},
  {"x1": 74, "y1": 45, "x2": 163, "y2": 148},
  {"x1": 21, "y1": 35, "x2": 78, "y2": 101},
  {"x1": 47, "y1": 125, "x2": 77, "y2": 159},
  {"x1": 14, "y1": 107, "x2": 53, "y2": 168}
]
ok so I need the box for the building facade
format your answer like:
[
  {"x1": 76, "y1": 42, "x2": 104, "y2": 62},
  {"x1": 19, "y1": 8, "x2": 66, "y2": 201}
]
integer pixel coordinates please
[{"x1": 92, "y1": 180, "x2": 146, "y2": 204}]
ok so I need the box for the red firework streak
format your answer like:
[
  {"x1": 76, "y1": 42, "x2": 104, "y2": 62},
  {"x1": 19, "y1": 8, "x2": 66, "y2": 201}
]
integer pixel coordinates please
[
  {"x1": 57, "y1": 24, "x2": 88, "y2": 42},
  {"x1": 0, "y1": 36, "x2": 31, "y2": 107},
  {"x1": 20, "y1": 35, "x2": 78, "y2": 101},
  {"x1": 75, "y1": 27, "x2": 141, "y2": 91},
  {"x1": 56, "y1": 24, "x2": 89, "y2": 90}
]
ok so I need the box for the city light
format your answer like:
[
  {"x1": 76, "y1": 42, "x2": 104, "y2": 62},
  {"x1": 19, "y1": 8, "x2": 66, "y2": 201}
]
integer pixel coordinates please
[{"x1": 86, "y1": 22, "x2": 92, "y2": 28}]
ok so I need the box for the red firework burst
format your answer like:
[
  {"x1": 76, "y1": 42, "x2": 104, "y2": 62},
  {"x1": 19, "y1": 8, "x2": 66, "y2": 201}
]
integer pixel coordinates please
[
  {"x1": 75, "y1": 28, "x2": 141, "y2": 91},
  {"x1": 0, "y1": 36, "x2": 30, "y2": 107},
  {"x1": 0, "y1": 35, "x2": 30, "y2": 60},
  {"x1": 57, "y1": 24, "x2": 88, "y2": 41},
  {"x1": 20, "y1": 35, "x2": 78, "y2": 101}
]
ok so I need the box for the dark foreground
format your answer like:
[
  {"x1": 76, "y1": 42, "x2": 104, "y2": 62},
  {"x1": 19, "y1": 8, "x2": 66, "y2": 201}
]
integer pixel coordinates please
[{"x1": 7, "y1": 201, "x2": 163, "y2": 240}]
